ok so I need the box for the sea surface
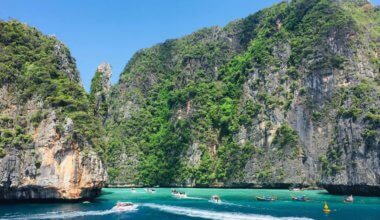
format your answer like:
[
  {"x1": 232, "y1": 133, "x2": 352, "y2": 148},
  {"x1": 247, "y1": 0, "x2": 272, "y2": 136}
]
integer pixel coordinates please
[{"x1": 0, "y1": 188, "x2": 379, "y2": 220}]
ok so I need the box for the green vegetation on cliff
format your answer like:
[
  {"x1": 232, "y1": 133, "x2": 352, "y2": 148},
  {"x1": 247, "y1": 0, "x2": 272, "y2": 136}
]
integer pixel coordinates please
[
  {"x1": 104, "y1": 0, "x2": 379, "y2": 187},
  {"x1": 0, "y1": 20, "x2": 105, "y2": 155}
]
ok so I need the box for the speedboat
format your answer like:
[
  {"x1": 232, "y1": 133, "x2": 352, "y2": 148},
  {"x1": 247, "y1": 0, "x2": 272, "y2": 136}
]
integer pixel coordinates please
[
  {"x1": 178, "y1": 192, "x2": 187, "y2": 198},
  {"x1": 145, "y1": 188, "x2": 156, "y2": 193},
  {"x1": 289, "y1": 187, "x2": 302, "y2": 191},
  {"x1": 211, "y1": 195, "x2": 221, "y2": 203},
  {"x1": 344, "y1": 195, "x2": 354, "y2": 203},
  {"x1": 173, "y1": 191, "x2": 187, "y2": 199},
  {"x1": 131, "y1": 188, "x2": 136, "y2": 193},
  {"x1": 256, "y1": 196, "x2": 276, "y2": 201},
  {"x1": 291, "y1": 195, "x2": 309, "y2": 201},
  {"x1": 171, "y1": 189, "x2": 179, "y2": 196},
  {"x1": 112, "y1": 202, "x2": 137, "y2": 211}
]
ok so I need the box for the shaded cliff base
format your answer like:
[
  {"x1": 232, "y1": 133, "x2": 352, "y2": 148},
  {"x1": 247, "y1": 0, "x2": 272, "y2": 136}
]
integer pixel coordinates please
[
  {"x1": 107, "y1": 183, "x2": 380, "y2": 196},
  {"x1": 0, "y1": 186, "x2": 102, "y2": 203},
  {"x1": 106, "y1": 183, "x2": 320, "y2": 190},
  {"x1": 323, "y1": 184, "x2": 380, "y2": 197}
]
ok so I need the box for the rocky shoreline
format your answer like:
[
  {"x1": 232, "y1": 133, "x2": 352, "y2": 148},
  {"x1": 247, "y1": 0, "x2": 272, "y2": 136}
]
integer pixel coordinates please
[
  {"x1": 0, "y1": 186, "x2": 102, "y2": 203},
  {"x1": 323, "y1": 184, "x2": 380, "y2": 197},
  {"x1": 105, "y1": 183, "x2": 318, "y2": 190},
  {"x1": 106, "y1": 183, "x2": 380, "y2": 196}
]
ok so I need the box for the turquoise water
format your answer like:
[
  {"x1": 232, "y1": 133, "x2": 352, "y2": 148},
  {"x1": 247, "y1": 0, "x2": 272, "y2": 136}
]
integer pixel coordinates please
[{"x1": 0, "y1": 188, "x2": 379, "y2": 219}]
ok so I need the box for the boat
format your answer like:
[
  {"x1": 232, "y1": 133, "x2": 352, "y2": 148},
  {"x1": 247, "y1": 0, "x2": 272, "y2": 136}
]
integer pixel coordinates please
[
  {"x1": 145, "y1": 188, "x2": 156, "y2": 193},
  {"x1": 256, "y1": 196, "x2": 276, "y2": 201},
  {"x1": 289, "y1": 187, "x2": 302, "y2": 191},
  {"x1": 211, "y1": 195, "x2": 221, "y2": 203},
  {"x1": 178, "y1": 192, "x2": 187, "y2": 198},
  {"x1": 323, "y1": 202, "x2": 331, "y2": 214},
  {"x1": 171, "y1": 189, "x2": 179, "y2": 195},
  {"x1": 344, "y1": 195, "x2": 354, "y2": 203},
  {"x1": 131, "y1": 188, "x2": 136, "y2": 193},
  {"x1": 112, "y1": 202, "x2": 137, "y2": 211},
  {"x1": 82, "y1": 201, "x2": 91, "y2": 204},
  {"x1": 345, "y1": 195, "x2": 354, "y2": 203},
  {"x1": 291, "y1": 195, "x2": 309, "y2": 201},
  {"x1": 173, "y1": 191, "x2": 187, "y2": 199}
]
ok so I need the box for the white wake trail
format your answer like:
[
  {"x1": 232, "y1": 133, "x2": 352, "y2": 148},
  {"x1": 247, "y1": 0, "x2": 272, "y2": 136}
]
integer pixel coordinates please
[
  {"x1": 186, "y1": 196, "x2": 208, "y2": 200},
  {"x1": 144, "y1": 203, "x2": 313, "y2": 220},
  {"x1": 1, "y1": 207, "x2": 137, "y2": 220},
  {"x1": 218, "y1": 201, "x2": 244, "y2": 207}
]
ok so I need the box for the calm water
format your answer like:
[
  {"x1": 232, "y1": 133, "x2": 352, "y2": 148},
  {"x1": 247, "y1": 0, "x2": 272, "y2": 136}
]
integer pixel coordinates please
[{"x1": 0, "y1": 188, "x2": 379, "y2": 219}]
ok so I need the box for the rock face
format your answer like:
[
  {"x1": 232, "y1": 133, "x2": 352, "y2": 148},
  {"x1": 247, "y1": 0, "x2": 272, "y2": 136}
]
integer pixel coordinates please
[
  {"x1": 104, "y1": 0, "x2": 379, "y2": 195},
  {"x1": 90, "y1": 63, "x2": 112, "y2": 124},
  {"x1": 0, "y1": 20, "x2": 107, "y2": 201},
  {"x1": 0, "y1": 111, "x2": 106, "y2": 200},
  {"x1": 96, "y1": 63, "x2": 112, "y2": 92}
]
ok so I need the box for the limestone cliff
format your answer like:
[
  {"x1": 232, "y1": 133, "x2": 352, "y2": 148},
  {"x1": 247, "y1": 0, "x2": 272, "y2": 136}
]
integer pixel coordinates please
[
  {"x1": 0, "y1": 20, "x2": 107, "y2": 201},
  {"x1": 90, "y1": 63, "x2": 112, "y2": 124},
  {"x1": 104, "y1": 0, "x2": 379, "y2": 195}
]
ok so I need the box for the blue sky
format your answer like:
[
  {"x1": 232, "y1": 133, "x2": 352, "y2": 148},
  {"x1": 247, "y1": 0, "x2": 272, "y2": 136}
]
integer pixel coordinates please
[{"x1": 1, "y1": 0, "x2": 379, "y2": 91}]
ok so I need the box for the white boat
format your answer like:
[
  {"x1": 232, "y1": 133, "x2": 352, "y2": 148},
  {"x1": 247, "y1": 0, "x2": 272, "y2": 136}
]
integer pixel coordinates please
[
  {"x1": 112, "y1": 202, "x2": 138, "y2": 212},
  {"x1": 145, "y1": 188, "x2": 156, "y2": 193},
  {"x1": 289, "y1": 187, "x2": 302, "y2": 191},
  {"x1": 173, "y1": 191, "x2": 187, "y2": 199},
  {"x1": 211, "y1": 195, "x2": 221, "y2": 203},
  {"x1": 344, "y1": 195, "x2": 354, "y2": 203},
  {"x1": 177, "y1": 192, "x2": 187, "y2": 198}
]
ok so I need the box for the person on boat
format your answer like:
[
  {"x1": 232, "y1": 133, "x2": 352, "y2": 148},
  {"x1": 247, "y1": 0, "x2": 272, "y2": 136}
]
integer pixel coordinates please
[
  {"x1": 211, "y1": 195, "x2": 221, "y2": 203},
  {"x1": 345, "y1": 195, "x2": 354, "y2": 203},
  {"x1": 172, "y1": 189, "x2": 179, "y2": 195},
  {"x1": 177, "y1": 191, "x2": 187, "y2": 198}
]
